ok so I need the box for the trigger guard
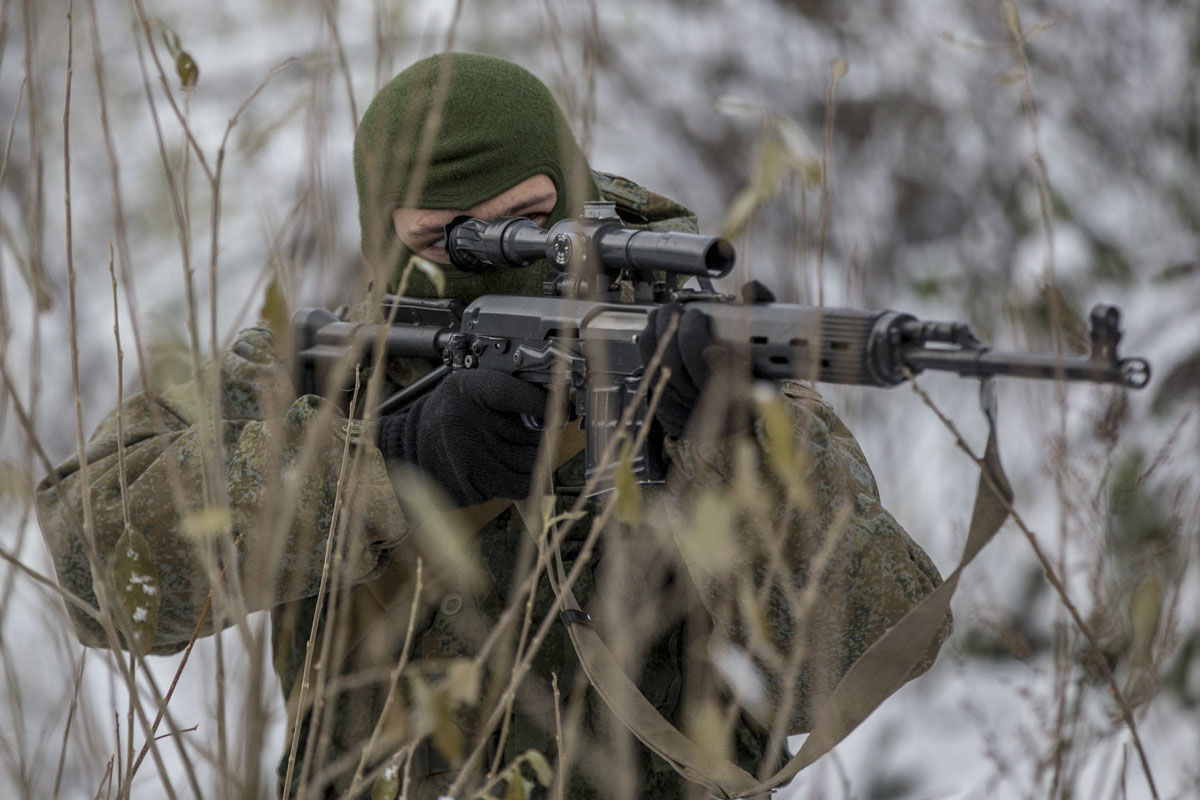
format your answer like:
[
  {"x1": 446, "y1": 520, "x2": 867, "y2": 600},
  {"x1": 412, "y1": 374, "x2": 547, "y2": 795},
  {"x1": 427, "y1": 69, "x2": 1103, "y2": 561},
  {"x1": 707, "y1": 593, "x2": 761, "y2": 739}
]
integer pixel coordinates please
[{"x1": 521, "y1": 413, "x2": 548, "y2": 430}]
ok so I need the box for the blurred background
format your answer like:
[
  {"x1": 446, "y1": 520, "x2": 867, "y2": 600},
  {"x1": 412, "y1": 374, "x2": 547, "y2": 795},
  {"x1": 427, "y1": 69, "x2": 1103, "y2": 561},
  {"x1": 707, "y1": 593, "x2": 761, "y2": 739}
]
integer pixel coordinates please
[{"x1": 1, "y1": 0, "x2": 1197, "y2": 797}]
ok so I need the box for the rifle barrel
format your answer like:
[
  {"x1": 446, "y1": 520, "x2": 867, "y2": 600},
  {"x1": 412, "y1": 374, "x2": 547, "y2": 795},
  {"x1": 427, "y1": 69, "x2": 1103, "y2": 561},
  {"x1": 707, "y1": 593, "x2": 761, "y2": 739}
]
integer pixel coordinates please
[{"x1": 903, "y1": 347, "x2": 1151, "y2": 388}]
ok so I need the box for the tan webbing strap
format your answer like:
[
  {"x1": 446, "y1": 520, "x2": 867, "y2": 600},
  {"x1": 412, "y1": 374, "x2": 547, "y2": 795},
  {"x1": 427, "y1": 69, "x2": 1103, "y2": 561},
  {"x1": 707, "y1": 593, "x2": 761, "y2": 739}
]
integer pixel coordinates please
[
  {"x1": 548, "y1": 550, "x2": 761, "y2": 798},
  {"x1": 543, "y1": 391, "x2": 1014, "y2": 798}
]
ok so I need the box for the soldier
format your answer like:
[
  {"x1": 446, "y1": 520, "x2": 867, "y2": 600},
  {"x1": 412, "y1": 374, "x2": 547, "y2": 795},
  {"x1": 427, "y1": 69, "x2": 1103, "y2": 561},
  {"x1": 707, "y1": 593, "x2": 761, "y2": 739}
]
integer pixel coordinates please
[{"x1": 36, "y1": 53, "x2": 949, "y2": 799}]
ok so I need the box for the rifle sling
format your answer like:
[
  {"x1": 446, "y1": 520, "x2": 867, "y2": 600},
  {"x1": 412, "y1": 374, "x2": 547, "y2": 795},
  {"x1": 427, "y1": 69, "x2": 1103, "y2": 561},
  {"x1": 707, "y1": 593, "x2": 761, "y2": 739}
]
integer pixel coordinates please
[{"x1": 533, "y1": 395, "x2": 1014, "y2": 799}]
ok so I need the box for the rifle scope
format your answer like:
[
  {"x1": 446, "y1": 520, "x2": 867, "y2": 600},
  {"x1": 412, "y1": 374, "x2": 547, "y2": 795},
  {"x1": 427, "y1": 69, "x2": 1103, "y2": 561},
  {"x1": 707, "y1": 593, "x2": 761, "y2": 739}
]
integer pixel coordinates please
[{"x1": 445, "y1": 201, "x2": 735, "y2": 280}]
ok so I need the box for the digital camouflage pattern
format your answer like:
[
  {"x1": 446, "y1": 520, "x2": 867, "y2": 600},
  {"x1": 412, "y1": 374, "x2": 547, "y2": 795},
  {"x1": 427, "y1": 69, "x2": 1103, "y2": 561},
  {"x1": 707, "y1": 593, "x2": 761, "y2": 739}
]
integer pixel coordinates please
[
  {"x1": 658, "y1": 380, "x2": 950, "y2": 734},
  {"x1": 35, "y1": 177, "x2": 948, "y2": 799},
  {"x1": 36, "y1": 326, "x2": 407, "y2": 655}
]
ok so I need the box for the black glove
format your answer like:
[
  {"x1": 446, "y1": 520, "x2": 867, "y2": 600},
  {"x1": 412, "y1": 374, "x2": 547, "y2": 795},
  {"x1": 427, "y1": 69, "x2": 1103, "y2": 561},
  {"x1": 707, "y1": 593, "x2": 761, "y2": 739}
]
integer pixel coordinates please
[
  {"x1": 638, "y1": 285, "x2": 776, "y2": 439},
  {"x1": 375, "y1": 369, "x2": 547, "y2": 507},
  {"x1": 637, "y1": 302, "x2": 714, "y2": 439}
]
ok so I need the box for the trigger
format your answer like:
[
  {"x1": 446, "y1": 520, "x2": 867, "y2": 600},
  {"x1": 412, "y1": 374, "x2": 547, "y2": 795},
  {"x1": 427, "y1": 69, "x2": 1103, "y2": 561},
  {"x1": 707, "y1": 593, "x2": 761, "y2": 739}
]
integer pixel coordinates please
[{"x1": 521, "y1": 413, "x2": 548, "y2": 430}]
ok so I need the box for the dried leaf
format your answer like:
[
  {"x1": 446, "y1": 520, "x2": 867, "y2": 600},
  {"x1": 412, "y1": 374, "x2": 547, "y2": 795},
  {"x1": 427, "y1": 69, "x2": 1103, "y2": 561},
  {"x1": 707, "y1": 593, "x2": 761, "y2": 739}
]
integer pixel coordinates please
[
  {"x1": 369, "y1": 760, "x2": 401, "y2": 800},
  {"x1": 181, "y1": 506, "x2": 232, "y2": 541},
  {"x1": 715, "y1": 98, "x2": 820, "y2": 238},
  {"x1": 429, "y1": 693, "x2": 464, "y2": 767},
  {"x1": 754, "y1": 388, "x2": 811, "y2": 509},
  {"x1": 259, "y1": 275, "x2": 289, "y2": 346},
  {"x1": 406, "y1": 658, "x2": 481, "y2": 770},
  {"x1": 518, "y1": 749, "x2": 553, "y2": 787},
  {"x1": 1129, "y1": 574, "x2": 1163, "y2": 666},
  {"x1": 673, "y1": 490, "x2": 736, "y2": 581},
  {"x1": 685, "y1": 698, "x2": 732, "y2": 764},
  {"x1": 110, "y1": 527, "x2": 160, "y2": 656},
  {"x1": 0, "y1": 461, "x2": 30, "y2": 505},
  {"x1": 739, "y1": 578, "x2": 774, "y2": 650},
  {"x1": 400, "y1": 255, "x2": 445, "y2": 297},
  {"x1": 389, "y1": 467, "x2": 485, "y2": 590},
  {"x1": 407, "y1": 668, "x2": 463, "y2": 767},
  {"x1": 160, "y1": 28, "x2": 182, "y2": 59},
  {"x1": 721, "y1": 189, "x2": 763, "y2": 240},
  {"x1": 713, "y1": 96, "x2": 766, "y2": 120},
  {"x1": 503, "y1": 774, "x2": 526, "y2": 800},
  {"x1": 158, "y1": 24, "x2": 199, "y2": 91},
  {"x1": 176, "y1": 51, "x2": 199, "y2": 91},
  {"x1": 771, "y1": 118, "x2": 823, "y2": 184},
  {"x1": 1002, "y1": 2, "x2": 1023, "y2": 40},
  {"x1": 614, "y1": 445, "x2": 642, "y2": 526},
  {"x1": 445, "y1": 659, "x2": 482, "y2": 707}
]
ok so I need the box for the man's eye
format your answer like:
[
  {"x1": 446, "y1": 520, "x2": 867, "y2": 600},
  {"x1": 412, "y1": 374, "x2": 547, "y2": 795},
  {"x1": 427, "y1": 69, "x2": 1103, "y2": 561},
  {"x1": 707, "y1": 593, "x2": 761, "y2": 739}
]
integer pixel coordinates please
[{"x1": 417, "y1": 235, "x2": 445, "y2": 253}]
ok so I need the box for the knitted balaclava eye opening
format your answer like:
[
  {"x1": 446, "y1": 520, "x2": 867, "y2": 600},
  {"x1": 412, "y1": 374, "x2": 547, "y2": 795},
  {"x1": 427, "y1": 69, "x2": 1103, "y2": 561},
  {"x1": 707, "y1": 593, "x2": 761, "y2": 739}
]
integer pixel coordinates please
[{"x1": 354, "y1": 52, "x2": 599, "y2": 302}]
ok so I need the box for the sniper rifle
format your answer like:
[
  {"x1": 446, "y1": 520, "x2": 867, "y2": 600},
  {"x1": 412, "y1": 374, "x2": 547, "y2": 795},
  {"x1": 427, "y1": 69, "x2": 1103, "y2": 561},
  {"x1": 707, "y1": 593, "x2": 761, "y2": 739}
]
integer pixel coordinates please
[{"x1": 293, "y1": 201, "x2": 1150, "y2": 491}]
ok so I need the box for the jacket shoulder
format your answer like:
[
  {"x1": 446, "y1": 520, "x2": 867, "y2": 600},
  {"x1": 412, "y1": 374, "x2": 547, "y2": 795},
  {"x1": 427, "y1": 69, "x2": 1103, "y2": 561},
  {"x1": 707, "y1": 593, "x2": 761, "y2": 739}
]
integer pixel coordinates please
[{"x1": 594, "y1": 171, "x2": 699, "y2": 233}]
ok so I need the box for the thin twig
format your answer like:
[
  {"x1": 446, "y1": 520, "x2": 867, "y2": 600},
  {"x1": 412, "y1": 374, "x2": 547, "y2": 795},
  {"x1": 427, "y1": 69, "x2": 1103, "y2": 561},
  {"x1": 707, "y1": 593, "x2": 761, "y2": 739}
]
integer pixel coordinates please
[
  {"x1": 552, "y1": 672, "x2": 565, "y2": 800},
  {"x1": 153, "y1": 725, "x2": 199, "y2": 743},
  {"x1": 52, "y1": 650, "x2": 87, "y2": 797},
  {"x1": 320, "y1": 0, "x2": 358, "y2": 131},
  {"x1": 63, "y1": 14, "x2": 169, "y2": 795},
  {"x1": 127, "y1": 534, "x2": 244, "y2": 781},
  {"x1": 816, "y1": 58, "x2": 846, "y2": 309},
  {"x1": 127, "y1": 0, "x2": 213, "y2": 180},
  {"x1": 906, "y1": 375, "x2": 1160, "y2": 800},
  {"x1": 282, "y1": 371, "x2": 362, "y2": 800},
  {"x1": 92, "y1": 754, "x2": 114, "y2": 800},
  {"x1": 340, "y1": 559, "x2": 425, "y2": 800},
  {"x1": 447, "y1": 361, "x2": 675, "y2": 798}
]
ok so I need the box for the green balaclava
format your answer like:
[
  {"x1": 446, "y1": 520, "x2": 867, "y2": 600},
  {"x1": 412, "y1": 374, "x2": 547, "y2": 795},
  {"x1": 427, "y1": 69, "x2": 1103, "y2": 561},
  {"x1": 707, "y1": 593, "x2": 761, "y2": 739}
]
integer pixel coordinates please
[{"x1": 354, "y1": 52, "x2": 600, "y2": 302}]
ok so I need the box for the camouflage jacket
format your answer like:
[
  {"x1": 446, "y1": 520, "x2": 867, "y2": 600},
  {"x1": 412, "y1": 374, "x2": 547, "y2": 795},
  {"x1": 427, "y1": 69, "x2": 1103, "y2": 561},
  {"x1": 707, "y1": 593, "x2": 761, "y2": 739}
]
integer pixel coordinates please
[{"x1": 35, "y1": 173, "x2": 949, "y2": 799}]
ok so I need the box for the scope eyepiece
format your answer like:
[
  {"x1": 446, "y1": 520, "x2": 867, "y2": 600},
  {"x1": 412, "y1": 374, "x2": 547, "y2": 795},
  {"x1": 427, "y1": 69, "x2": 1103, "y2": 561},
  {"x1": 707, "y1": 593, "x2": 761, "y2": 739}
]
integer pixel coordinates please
[{"x1": 445, "y1": 216, "x2": 545, "y2": 271}]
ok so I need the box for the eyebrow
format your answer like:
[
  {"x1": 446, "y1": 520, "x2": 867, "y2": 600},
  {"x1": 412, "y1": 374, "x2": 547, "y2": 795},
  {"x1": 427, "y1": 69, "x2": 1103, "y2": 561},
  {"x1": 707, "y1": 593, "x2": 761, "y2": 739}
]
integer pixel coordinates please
[
  {"x1": 409, "y1": 222, "x2": 448, "y2": 239},
  {"x1": 405, "y1": 191, "x2": 557, "y2": 240},
  {"x1": 504, "y1": 192, "x2": 557, "y2": 216}
]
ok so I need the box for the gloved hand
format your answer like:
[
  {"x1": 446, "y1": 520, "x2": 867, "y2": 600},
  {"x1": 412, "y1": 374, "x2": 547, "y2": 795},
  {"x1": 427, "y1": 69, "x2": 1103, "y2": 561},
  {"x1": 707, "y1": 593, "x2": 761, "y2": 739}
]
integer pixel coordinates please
[
  {"x1": 375, "y1": 369, "x2": 547, "y2": 507},
  {"x1": 638, "y1": 285, "x2": 775, "y2": 439},
  {"x1": 636, "y1": 302, "x2": 714, "y2": 439}
]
